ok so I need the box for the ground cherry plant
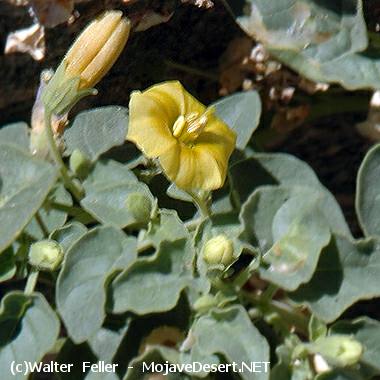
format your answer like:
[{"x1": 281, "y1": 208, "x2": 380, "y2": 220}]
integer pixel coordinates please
[{"x1": 1, "y1": 3, "x2": 380, "y2": 380}]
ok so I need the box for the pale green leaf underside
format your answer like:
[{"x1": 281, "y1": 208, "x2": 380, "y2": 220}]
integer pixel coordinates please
[
  {"x1": 56, "y1": 226, "x2": 137, "y2": 343},
  {"x1": 0, "y1": 292, "x2": 60, "y2": 380},
  {"x1": 0, "y1": 144, "x2": 57, "y2": 253}
]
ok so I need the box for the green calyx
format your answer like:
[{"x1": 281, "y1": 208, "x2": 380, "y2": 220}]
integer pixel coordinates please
[
  {"x1": 42, "y1": 62, "x2": 96, "y2": 116},
  {"x1": 28, "y1": 240, "x2": 64, "y2": 272}
]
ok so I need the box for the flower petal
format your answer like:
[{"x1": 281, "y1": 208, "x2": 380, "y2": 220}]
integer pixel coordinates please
[
  {"x1": 160, "y1": 143, "x2": 225, "y2": 190},
  {"x1": 127, "y1": 90, "x2": 177, "y2": 157},
  {"x1": 144, "y1": 81, "x2": 206, "y2": 119},
  {"x1": 65, "y1": 11, "x2": 122, "y2": 77}
]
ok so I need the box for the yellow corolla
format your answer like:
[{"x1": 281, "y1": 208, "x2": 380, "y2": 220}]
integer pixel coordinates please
[
  {"x1": 127, "y1": 81, "x2": 236, "y2": 191},
  {"x1": 64, "y1": 11, "x2": 130, "y2": 90}
]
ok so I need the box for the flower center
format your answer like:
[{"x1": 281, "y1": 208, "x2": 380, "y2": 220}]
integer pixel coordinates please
[{"x1": 172, "y1": 108, "x2": 213, "y2": 144}]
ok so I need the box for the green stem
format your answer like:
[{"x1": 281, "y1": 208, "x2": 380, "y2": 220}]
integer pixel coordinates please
[
  {"x1": 44, "y1": 109, "x2": 83, "y2": 202},
  {"x1": 34, "y1": 212, "x2": 49, "y2": 237},
  {"x1": 188, "y1": 191, "x2": 211, "y2": 218},
  {"x1": 50, "y1": 202, "x2": 95, "y2": 224},
  {"x1": 243, "y1": 291, "x2": 309, "y2": 335},
  {"x1": 184, "y1": 218, "x2": 202, "y2": 231},
  {"x1": 261, "y1": 284, "x2": 278, "y2": 301},
  {"x1": 24, "y1": 269, "x2": 39, "y2": 295},
  {"x1": 233, "y1": 254, "x2": 261, "y2": 289}
]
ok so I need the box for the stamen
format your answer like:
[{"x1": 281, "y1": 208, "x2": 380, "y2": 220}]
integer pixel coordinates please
[
  {"x1": 172, "y1": 108, "x2": 214, "y2": 143},
  {"x1": 173, "y1": 115, "x2": 186, "y2": 138}
]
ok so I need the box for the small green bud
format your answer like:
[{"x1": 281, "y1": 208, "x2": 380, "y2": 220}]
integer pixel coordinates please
[
  {"x1": 125, "y1": 193, "x2": 152, "y2": 224},
  {"x1": 203, "y1": 235, "x2": 234, "y2": 267},
  {"x1": 193, "y1": 294, "x2": 217, "y2": 313},
  {"x1": 69, "y1": 149, "x2": 92, "y2": 179},
  {"x1": 308, "y1": 335, "x2": 363, "y2": 367},
  {"x1": 28, "y1": 240, "x2": 63, "y2": 271}
]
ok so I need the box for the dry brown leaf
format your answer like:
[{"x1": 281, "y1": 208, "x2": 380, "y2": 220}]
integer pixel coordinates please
[
  {"x1": 134, "y1": 10, "x2": 173, "y2": 32},
  {"x1": 5, "y1": 23, "x2": 45, "y2": 61},
  {"x1": 181, "y1": 0, "x2": 214, "y2": 8},
  {"x1": 271, "y1": 105, "x2": 310, "y2": 133},
  {"x1": 139, "y1": 326, "x2": 184, "y2": 354},
  {"x1": 356, "y1": 91, "x2": 380, "y2": 141},
  {"x1": 6, "y1": 0, "x2": 29, "y2": 5},
  {"x1": 30, "y1": 70, "x2": 68, "y2": 157},
  {"x1": 29, "y1": 0, "x2": 74, "y2": 28},
  {"x1": 219, "y1": 37, "x2": 253, "y2": 95}
]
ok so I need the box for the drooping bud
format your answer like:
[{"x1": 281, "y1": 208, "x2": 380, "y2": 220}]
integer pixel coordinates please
[
  {"x1": 203, "y1": 235, "x2": 234, "y2": 268},
  {"x1": 306, "y1": 335, "x2": 363, "y2": 367},
  {"x1": 42, "y1": 11, "x2": 130, "y2": 115},
  {"x1": 125, "y1": 193, "x2": 153, "y2": 225},
  {"x1": 28, "y1": 240, "x2": 64, "y2": 271}
]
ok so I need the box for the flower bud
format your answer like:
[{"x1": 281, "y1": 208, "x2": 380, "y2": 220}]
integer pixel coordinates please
[
  {"x1": 125, "y1": 193, "x2": 152, "y2": 224},
  {"x1": 308, "y1": 335, "x2": 363, "y2": 367},
  {"x1": 69, "y1": 149, "x2": 92, "y2": 179},
  {"x1": 193, "y1": 294, "x2": 217, "y2": 313},
  {"x1": 28, "y1": 239, "x2": 64, "y2": 271},
  {"x1": 42, "y1": 11, "x2": 130, "y2": 115},
  {"x1": 203, "y1": 235, "x2": 234, "y2": 267}
]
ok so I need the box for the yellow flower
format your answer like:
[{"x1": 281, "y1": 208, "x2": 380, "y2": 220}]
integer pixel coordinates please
[
  {"x1": 64, "y1": 11, "x2": 130, "y2": 89},
  {"x1": 42, "y1": 11, "x2": 130, "y2": 114},
  {"x1": 127, "y1": 81, "x2": 236, "y2": 190}
]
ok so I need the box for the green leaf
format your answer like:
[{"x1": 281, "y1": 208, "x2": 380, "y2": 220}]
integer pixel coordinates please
[
  {"x1": 113, "y1": 297, "x2": 191, "y2": 376},
  {"x1": 0, "y1": 122, "x2": 29, "y2": 152},
  {"x1": 331, "y1": 317, "x2": 380, "y2": 376},
  {"x1": 25, "y1": 185, "x2": 72, "y2": 239},
  {"x1": 0, "y1": 144, "x2": 58, "y2": 253},
  {"x1": 356, "y1": 144, "x2": 380, "y2": 237},
  {"x1": 88, "y1": 324, "x2": 128, "y2": 363},
  {"x1": 189, "y1": 306, "x2": 270, "y2": 380},
  {"x1": 0, "y1": 291, "x2": 60, "y2": 380},
  {"x1": 269, "y1": 336, "x2": 312, "y2": 380},
  {"x1": 309, "y1": 315, "x2": 327, "y2": 342},
  {"x1": 145, "y1": 209, "x2": 189, "y2": 248},
  {"x1": 259, "y1": 197, "x2": 331, "y2": 291},
  {"x1": 0, "y1": 248, "x2": 16, "y2": 282},
  {"x1": 213, "y1": 91, "x2": 261, "y2": 149},
  {"x1": 64, "y1": 106, "x2": 129, "y2": 161},
  {"x1": 166, "y1": 183, "x2": 193, "y2": 202},
  {"x1": 111, "y1": 239, "x2": 195, "y2": 315},
  {"x1": 238, "y1": 0, "x2": 379, "y2": 90},
  {"x1": 50, "y1": 222, "x2": 88, "y2": 253},
  {"x1": 315, "y1": 369, "x2": 364, "y2": 380},
  {"x1": 57, "y1": 226, "x2": 137, "y2": 343},
  {"x1": 86, "y1": 371, "x2": 120, "y2": 380},
  {"x1": 56, "y1": 340, "x2": 96, "y2": 380},
  {"x1": 241, "y1": 186, "x2": 348, "y2": 254},
  {"x1": 230, "y1": 154, "x2": 351, "y2": 238},
  {"x1": 81, "y1": 160, "x2": 154, "y2": 228},
  {"x1": 290, "y1": 235, "x2": 380, "y2": 322}
]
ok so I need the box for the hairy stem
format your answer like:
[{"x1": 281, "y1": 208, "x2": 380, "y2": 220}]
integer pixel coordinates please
[
  {"x1": 44, "y1": 108, "x2": 83, "y2": 202},
  {"x1": 244, "y1": 291, "x2": 309, "y2": 335},
  {"x1": 24, "y1": 269, "x2": 39, "y2": 295},
  {"x1": 34, "y1": 211, "x2": 49, "y2": 237},
  {"x1": 188, "y1": 191, "x2": 211, "y2": 218}
]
